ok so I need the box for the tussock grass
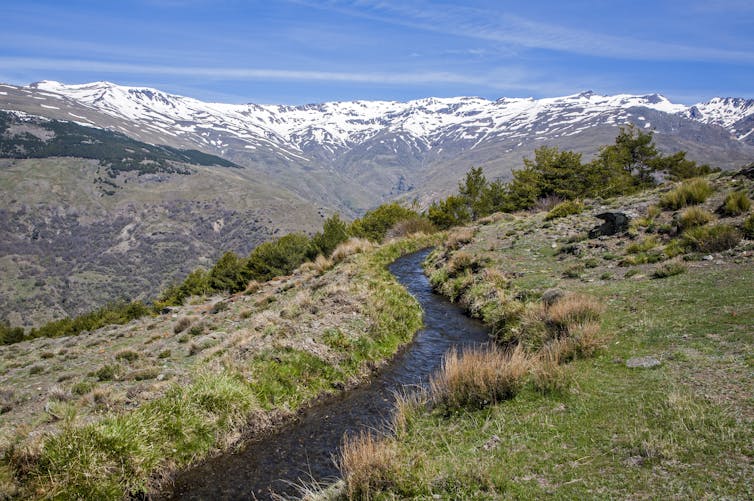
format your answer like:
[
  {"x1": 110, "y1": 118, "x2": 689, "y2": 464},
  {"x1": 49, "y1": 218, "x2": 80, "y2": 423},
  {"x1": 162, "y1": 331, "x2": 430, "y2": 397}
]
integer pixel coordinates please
[
  {"x1": 430, "y1": 345, "x2": 530, "y2": 410},
  {"x1": 17, "y1": 370, "x2": 257, "y2": 499},
  {"x1": 660, "y1": 178, "x2": 714, "y2": 209},
  {"x1": 652, "y1": 261, "x2": 687, "y2": 279},
  {"x1": 743, "y1": 214, "x2": 754, "y2": 238},
  {"x1": 682, "y1": 223, "x2": 741, "y2": 252},
  {"x1": 444, "y1": 227, "x2": 475, "y2": 250},
  {"x1": 173, "y1": 316, "x2": 192, "y2": 334},
  {"x1": 546, "y1": 294, "x2": 605, "y2": 331},
  {"x1": 338, "y1": 432, "x2": 398, "y2": 500},
  {"x1": 719, "y1": 190, "x2": 751, "y2": 216},
  {"x1": 331, "y1": 238, "x2": 374, "y2": 263},
  {"x1": 545, "y1": 199, "x2": 585, "y2": 220},
  {"x1": 678, "y1": 206, "x2": 714, "y2": 230},
  {"x1": 299, "y1": 254, "x2": 333, "y2": 275}
]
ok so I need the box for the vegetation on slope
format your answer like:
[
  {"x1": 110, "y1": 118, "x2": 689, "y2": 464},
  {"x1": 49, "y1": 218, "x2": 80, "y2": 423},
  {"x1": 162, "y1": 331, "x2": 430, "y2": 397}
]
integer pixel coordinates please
[
  {"x1": 333, "y1": 170, "x2": 753, "y2": 499},
  {"x1": 0, "y1": 110, "x2": 237, "y2": 178},
  {"x1": 0, "y1": 230, "x2": 438, "y2": 499}
]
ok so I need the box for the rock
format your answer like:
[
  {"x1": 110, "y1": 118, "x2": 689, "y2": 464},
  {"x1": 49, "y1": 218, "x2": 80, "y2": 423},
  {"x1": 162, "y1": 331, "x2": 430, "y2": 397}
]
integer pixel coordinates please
[
  {"x1": 541, "y1": 288, "x2": 566, "y2": 307},
  {"x1": 703, "y1": 255, "x2": 714, "y2": 261},
  {"x1": 482, "y1": 434, "x2": 502, "y2": 450},
  {"x1": 626, "y1": 356, "x2": 661, "y2": 369},
  {"x1": 734, "y1": 164, "x2": 754, "y2": 180},
  {"x1": 589, "y1": 212, "x2": 630, "y2": 238}
]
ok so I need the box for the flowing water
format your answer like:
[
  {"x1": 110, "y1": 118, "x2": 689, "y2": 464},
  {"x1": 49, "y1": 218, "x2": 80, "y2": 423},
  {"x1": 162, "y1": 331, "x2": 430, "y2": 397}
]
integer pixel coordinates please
[{"x1": 170, "y1": 248, "x2": 490, "y2": 500}]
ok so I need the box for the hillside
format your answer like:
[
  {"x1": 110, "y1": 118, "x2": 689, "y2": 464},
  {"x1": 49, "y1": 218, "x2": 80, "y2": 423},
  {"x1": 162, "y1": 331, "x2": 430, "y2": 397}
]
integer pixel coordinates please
[
  {"x1": 0, "y1": 111, "x2": 324, "y2": 327},
  {"x1": 3, "y1": 82, "x2": 754, "y2": 207},
  {"x1": 330, "y1": 171, "x2": 754, "y2": 498},
  {"x1": 1, "y1": 170, "x2": 751, "y2": 499}
]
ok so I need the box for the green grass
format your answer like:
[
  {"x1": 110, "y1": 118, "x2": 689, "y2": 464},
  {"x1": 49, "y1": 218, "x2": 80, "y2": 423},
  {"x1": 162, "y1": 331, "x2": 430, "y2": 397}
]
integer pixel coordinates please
[
  {"x1": 5, "y1": 234, "x2": 437, "y2": 499},
  {"x1": 361, "y1": 195, "x2": 754, "y2": 499},
  {"x1": 660, "y1": 178, "x2": 714, "y2": 210}
]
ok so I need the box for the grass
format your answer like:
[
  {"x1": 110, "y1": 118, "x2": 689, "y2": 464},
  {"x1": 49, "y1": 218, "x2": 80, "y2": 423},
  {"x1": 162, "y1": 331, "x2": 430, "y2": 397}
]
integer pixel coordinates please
[
  {"x1": 678, "y1": 206, "x2": 714, "y2": 230},
  {"x1": 430, "y1": 345, "x2": 530, "y2": 411},
  {"x1": 660, "y1": 178, "x2": 714, "y2": 210},
  {"x1": 355, "y1": 182, "x2": 753, "y2": 499},
  {"x1": 720, "y1": 190, "x2": 751, "y2": 216},
  {"x1": 544, "y1": 199, "x2": 585, "y2": 220},
  {"x1": 2, "y1": 233, "x2": 438, "y2": 499},
  {"x1": 682, "y1": 223, "x2": 741, "y2": 252}
]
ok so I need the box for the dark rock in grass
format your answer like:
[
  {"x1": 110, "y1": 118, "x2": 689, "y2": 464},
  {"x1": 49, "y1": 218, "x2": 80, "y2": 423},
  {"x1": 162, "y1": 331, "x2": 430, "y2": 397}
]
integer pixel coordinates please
[
  {"x1": 541, "y1": 288, "x2": 566, "y2": 307},
  {"x1": 734, "y1": 164, "x2": 754, "y2": 180},
  {"x1": 589, "y1": 212, "x2": 630, "y2": 238},
  {"x1": 626, "y1": 356, "x2": 661, "y2": 369}
]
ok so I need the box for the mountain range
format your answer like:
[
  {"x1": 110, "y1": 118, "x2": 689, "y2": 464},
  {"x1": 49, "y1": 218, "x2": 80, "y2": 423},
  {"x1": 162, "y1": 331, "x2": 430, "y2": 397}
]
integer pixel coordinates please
[{"x1": 1, "y1": 80, "x2": 753, "y2": 326}]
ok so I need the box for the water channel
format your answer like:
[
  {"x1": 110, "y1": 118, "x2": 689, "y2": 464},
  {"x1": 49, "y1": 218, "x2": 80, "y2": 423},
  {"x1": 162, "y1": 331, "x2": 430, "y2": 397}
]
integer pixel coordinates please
[{"x1": 170, "y1": 248, "x2": 490, "y2": 500}]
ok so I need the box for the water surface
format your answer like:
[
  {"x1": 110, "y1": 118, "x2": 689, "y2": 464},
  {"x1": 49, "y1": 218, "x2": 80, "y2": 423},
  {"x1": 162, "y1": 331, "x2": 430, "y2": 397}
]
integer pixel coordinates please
[{"x1": 170, "y1": 248, "x2": 489, "y2": 500}]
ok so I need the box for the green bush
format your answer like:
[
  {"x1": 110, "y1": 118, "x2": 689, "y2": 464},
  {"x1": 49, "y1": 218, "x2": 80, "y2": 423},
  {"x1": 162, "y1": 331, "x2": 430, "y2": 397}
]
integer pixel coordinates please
[
  {"x1": 350, "y1": 203, "x2": 419, "y2": 242},
  {"x1": 682, "y1": 224, "x2": 741, "y2": 252},
  {"x1": 660, "y1": 178, "x2": 714, "y2": 210},
  {"x1": 246, "y1": 233, "x2": 311, "y2": 282},
  {"x1": 719, "y1": 191, "x2": 751, "y2": 216},
  {"x1": 545, "y1": 200, "x2": 585, "y2": 220}
]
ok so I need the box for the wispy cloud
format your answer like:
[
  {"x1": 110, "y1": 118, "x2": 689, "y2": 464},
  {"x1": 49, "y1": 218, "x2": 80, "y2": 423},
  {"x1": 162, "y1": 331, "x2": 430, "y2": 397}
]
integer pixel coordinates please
[
  {"x1": 293, "y1": 0, "x2": 754, "y2": 63},
  {"x1": 0, "y1": 56, "x2": 525, "y2": 88}
]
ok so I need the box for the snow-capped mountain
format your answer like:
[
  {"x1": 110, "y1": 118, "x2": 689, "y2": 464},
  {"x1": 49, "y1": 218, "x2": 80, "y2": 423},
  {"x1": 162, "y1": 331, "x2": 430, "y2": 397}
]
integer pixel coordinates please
[{"x1": 2, "y1": 80, "x2": 753, "y2": 206}]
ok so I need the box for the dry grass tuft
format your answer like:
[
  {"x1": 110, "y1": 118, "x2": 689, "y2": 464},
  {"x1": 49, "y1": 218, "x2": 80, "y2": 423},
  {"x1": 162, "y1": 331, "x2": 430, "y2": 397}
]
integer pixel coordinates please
[
  {"x1": 531, "y1": 344, "x2": 573, "y2": 394},
  {"x1": 173, "y1": 316, "x2": 193, "y2": 334},
  {"x1": 338, "y1": 431, "x2": 398, "y2": 500},
  {"x1": 445, "y1": 227, "x2": 476, "y2": 250},
  {"x1": 331, "y1": 238, "x2": 374, "y2": 263},
  {"x1": 430, "y1": 345, "x2": 530, "y2": 410},
  {"x1": 547, "y1": 294, "x2": 605, "y2": 332}
]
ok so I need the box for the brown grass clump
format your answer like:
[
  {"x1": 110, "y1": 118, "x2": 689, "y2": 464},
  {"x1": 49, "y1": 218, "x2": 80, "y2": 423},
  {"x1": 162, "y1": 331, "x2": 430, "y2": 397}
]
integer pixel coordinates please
[
  {"x1": 385, "y1": 217, "x2": 436, "y2": 239},
  {"x1": 546, "y1": 294, "x2": 605, "y2": 332},
  {"x1": 173, "y1": 316, "x2": 193, "y2": 334},
  {"x1": 308, "y1": 254, "x2": 333, "y2": 274},
  {"x1": 531, "y1": 344, "x2": 573, "y2": 394},
  {"x1": 338, "y1": 431, "x2": 398, "y2": 500},
  {"x1": 446, "y1": 251, "x2": 475, "y2": 276},
  {"x1": 331, "y1": 238, "x2": 374, "y2": 263},
  {"x1": 444, "y1": 227, "x2": 476, "y2": 250},
  {"x1": 430, "y1": 345, "x2": 530, "y2": 410}
]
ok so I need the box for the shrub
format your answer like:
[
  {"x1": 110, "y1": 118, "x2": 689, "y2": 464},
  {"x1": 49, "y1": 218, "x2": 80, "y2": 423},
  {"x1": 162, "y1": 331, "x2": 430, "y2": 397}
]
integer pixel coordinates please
[
  {"x1": 743, "y1": 214, "x2": 754, "y2": 239},
  {"x1": 338, "y1": 432, "x2": 398, "y2": 499},
  {"x1": 71, "y1": 381, "x2": 94, "y2": 395},
  {"x1": 114, "y1": 350, "x2": 139, "y2": 362},
  {"x1": 660, "y1": 178, "x2": 714, "y2": 209},
  {"x1": 682, "y1": 224, "x2": 741, "y2": 252},
  {"x1": 385, "y1": 217, "x2": 436, "y2": 239},
  {"x1": 719, "y1": 191, "x2": 751, "y2": 216},
  {"x1": 350, "y1": 202, "x2": 419, "y2": 241},
  {"x1": 95, "y1": 364, "x2": 118, "y2": 381},
  {"x1": 678, "y1": 206, "x2": 714, "y2": 230},
  {"x1": 246, "y1": 233, "x2": 312, "y2": 282},
  {"x1": 652, "y1": 262, "x2": 687, "y2": 279},
  {"x1": 545, "y1": 199, "x2": 585, "y2": 220},
  {"x1": 430, "y1": 345, "x2": 530, "y2": 410}
]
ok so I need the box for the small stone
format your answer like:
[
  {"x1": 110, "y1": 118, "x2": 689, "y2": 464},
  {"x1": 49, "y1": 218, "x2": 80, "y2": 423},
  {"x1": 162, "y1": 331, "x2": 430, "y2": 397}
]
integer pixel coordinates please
[
  {"x1": 626, "y1": 356, "x2": 661, "y2": 369},
  {"x1": 482, "y1": 434, "x2": 502, "y2": 450},
  {"x1": 703, "y1": 255, "x2": 714, "y2": 261}
]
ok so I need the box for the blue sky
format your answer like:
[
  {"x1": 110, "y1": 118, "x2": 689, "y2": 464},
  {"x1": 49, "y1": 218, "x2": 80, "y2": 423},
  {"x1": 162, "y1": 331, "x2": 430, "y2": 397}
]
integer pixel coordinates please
[{"x1": 1, "y1": 0, "x2": 752, "y2": 104}]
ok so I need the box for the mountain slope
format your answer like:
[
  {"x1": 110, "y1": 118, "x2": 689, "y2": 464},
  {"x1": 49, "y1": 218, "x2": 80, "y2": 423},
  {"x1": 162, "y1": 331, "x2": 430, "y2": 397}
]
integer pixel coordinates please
[
  {"x1": 0, "y1": 111, "x2": 324, "y2": 327},
  {"x1": 3, "y1": 82, "x2": 753, "y2": 206}
]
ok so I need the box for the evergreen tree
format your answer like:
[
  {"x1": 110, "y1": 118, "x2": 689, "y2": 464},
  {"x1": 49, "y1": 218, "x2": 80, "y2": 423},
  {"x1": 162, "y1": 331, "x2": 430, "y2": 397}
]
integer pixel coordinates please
[{"x1": 309, "y1": 214, "x2": 350, "y2": 258}]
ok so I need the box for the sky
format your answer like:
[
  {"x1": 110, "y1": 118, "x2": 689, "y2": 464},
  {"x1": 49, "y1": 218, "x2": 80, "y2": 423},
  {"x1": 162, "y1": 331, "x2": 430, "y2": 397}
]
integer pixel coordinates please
[{"x1": 1, "y1": 0, "x2": 752, "y2": 105}]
